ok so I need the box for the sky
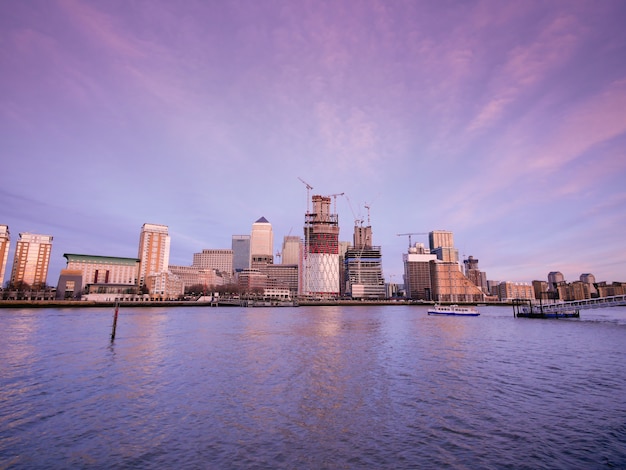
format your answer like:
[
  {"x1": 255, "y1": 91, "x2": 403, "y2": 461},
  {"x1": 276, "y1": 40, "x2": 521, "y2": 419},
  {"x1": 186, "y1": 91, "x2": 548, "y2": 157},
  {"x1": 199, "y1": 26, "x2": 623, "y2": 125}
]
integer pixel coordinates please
[{"x1": 1, "y1": 0, "x2": 626, "y2": 287}]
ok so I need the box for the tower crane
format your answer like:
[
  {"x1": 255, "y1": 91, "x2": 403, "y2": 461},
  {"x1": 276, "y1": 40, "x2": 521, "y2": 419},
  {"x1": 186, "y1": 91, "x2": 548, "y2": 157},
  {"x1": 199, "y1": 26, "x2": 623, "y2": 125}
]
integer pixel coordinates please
[
  {"x1": 297, "y1": 177, "x2": 314, "y2": 215},
  {"x1": 327, "y1": 192, "x2": 345, "y2": 214},
  {"x1": 344, "y1": 194, "x2": 363, "y2": 227},
  {"x1": 396, "y1": 232, "x2": 428, "y2": 249}
]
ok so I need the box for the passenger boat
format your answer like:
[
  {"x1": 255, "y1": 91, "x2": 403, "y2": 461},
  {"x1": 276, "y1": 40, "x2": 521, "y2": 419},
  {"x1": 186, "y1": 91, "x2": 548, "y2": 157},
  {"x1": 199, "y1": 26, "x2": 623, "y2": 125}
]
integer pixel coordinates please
[{"x1": 427, "y1": 304, "x2": 480, "y2": 316}]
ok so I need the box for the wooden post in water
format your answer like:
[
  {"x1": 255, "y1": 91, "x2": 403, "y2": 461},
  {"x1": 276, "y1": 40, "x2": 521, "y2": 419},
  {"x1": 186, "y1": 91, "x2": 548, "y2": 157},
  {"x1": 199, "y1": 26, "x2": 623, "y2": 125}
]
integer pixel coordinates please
[{"x1": 111, "y1": 302, "x2": 119, "y2": 341}]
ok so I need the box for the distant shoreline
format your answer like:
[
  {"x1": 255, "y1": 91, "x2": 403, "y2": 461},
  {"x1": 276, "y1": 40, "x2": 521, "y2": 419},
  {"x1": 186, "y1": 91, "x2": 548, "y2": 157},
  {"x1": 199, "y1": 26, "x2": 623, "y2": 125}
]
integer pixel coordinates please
[{"x1": 0, "y1": 300, "x2": 512, "y2": 308}]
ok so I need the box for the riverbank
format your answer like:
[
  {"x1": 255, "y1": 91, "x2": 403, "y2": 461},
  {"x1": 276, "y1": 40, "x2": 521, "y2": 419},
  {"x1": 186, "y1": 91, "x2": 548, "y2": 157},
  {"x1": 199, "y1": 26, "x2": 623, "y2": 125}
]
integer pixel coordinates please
[{"x1": 0, "y1": 299, "x2": 513, "y2": 308}]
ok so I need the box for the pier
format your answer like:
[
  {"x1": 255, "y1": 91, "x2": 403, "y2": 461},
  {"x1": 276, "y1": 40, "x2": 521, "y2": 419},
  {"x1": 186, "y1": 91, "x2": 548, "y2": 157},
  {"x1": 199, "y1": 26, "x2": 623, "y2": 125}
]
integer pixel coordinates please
[{"x1": 513, "y1": 294, "x2": 626, "y2": 318}]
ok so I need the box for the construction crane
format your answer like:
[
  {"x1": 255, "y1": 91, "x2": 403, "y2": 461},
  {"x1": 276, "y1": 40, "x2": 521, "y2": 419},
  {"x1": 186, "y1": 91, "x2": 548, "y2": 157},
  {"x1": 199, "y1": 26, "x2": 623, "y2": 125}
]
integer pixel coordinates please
[
  {"x1": 344, "y1": 194, "x2": 363, "y2": 227},
  {"x1": 327, "y1": 192, "x2": 344, "y2": 214},
  {"x1": 397, "y1": 232, "x2": 428, "y2": 249},
  {"x1": 297, "y1": 177, "x2": 314, "y2": 215}
]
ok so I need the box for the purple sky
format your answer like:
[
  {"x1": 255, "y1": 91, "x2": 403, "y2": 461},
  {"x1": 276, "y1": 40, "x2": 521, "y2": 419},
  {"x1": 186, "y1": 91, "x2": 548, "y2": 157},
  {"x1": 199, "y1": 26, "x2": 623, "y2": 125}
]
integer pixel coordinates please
[{"x1": 2, "y1": 0, "x2": 625, "y2": 287}]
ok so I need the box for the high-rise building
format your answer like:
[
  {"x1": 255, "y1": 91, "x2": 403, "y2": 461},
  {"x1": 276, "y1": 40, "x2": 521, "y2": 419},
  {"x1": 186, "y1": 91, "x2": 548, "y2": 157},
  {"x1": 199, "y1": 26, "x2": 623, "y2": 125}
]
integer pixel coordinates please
[
  {"x1": 429, "y1": 230, "x2": 454, "y2": 251},
  {"x1": 9, "y1": 232, "x2": 53, "y2": 289},
  {"x1": 232, "y1": 235, "x2": 251, "y2": 272},
  {"x1": 403, "y1": 243, "x2": 437, "y2": 300},
  {"x1": 303, "y1": 195, "x2": 340, "y2": 297},
  {"x1": 137, "y1": 223, "x2": 170, "y2": 288},
  {"x1": 429, "y1": 230, "x2": 459, "y2": 263},
  {"x1": 281, "y1": 236, "x2": 301, "y2": 265},
  {"x1": 0, "y1": 225, "x2": 9, "y2": 286},
  {"x1": 344, "y1": 223, "x2": 385, "y2": 299},
  {"x1": 250, "y1": 217, "x2": 274, "y2": 266}
]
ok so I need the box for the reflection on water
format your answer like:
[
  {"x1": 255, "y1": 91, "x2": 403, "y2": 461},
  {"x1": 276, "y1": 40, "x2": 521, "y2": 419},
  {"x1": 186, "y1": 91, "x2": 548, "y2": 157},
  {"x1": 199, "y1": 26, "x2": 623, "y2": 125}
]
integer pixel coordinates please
[{"x1": 1, "y1": 305, "x2": 626, "y2": 468}]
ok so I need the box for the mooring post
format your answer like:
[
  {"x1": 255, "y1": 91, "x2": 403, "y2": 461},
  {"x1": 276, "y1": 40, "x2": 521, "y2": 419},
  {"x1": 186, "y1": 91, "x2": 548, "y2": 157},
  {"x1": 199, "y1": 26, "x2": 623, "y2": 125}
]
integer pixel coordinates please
[{"x1": 111, "y1": 302, "x2": 119, "y2": 341}]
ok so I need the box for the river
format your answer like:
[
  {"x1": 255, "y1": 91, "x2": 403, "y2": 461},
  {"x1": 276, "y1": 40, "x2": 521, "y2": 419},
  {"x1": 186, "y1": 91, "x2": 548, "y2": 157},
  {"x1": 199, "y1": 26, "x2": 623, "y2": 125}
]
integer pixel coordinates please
[{"x1": 1, "y1": 305, "x2": 625, "y2": 469}]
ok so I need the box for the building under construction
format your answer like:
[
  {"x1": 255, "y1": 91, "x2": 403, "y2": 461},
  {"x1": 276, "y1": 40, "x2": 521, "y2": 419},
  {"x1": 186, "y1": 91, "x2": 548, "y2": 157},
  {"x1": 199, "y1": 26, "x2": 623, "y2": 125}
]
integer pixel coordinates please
[
  {"x1": 344, "y1": 224, "x2": 385, "y2": 299},
  {"x1": 303, "y1": 195, "x2": 340, "y2": 297}
]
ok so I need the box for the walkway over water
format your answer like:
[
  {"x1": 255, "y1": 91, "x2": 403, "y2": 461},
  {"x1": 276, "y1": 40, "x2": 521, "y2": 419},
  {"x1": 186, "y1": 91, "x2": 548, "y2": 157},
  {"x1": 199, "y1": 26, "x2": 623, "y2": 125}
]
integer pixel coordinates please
[
  {"x1": 516, "y1": 294, "x2": 626, "y2": 316},
  {"x1": 547, "y1": 294, "x2": 626, "y2": 311}
]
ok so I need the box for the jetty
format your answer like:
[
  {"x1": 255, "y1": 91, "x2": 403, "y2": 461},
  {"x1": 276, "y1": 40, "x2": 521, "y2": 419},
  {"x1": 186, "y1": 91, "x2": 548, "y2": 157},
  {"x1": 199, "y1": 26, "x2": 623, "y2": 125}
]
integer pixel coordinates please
[{"x1": 513, "y1": 294, "x2": 626, "y2": 319}]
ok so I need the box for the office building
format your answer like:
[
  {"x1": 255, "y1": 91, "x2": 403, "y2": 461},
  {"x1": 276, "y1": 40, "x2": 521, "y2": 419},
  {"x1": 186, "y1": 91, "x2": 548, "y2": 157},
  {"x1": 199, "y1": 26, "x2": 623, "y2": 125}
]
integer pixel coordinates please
[
  {"x1": 429, "y1": 230, "x2": 454, "y2": 252},
  {"x1": 281, "y1": 236, "x2": 301, "y2": 265},
  {"x1": 250, "y1": 217, "x2": 274, "y2": 266},
  {"x1": 137, "y1": 223, "x2": 170, "y2": 288},
  {"x1": 344, "y1": 224, "x2": 385, "y2": 299},
  {"x1": 303, "y1": 195, "x2": 340, "y2": 297},
  {"x1": 0, "y1": 225, "x2": 9, "y2": 286},
  {"x1": 403, "y1": 243, "x2": 437, "y2": 300},
  {"x1": 266, "y1": 263, "x2": 299, "y2": 297},
  {"x1": 10, "y1": 232, "x2": 53, "y2": 289},
  {"x1": 193, "y1": 249, "x2": 233, "y2": 277},
  {"x1": 232, "y1": 235, "x2": 251, "y2": 272},
  {"x1": 429, "y1": 230, "x2": 459, "y2": 263}
]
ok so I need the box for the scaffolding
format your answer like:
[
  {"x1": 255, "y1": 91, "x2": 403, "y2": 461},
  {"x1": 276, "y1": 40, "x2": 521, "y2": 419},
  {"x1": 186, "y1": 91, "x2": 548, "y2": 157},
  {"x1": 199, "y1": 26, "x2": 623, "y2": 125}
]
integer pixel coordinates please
[{"x1": 303, "y1": 195, "x2": 340, "y2": 297}]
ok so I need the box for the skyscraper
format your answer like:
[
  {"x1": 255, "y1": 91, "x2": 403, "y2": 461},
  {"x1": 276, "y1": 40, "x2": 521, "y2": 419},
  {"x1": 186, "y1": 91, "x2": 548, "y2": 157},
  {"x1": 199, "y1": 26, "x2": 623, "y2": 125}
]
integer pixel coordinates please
[
  {"x1": 344, "y1": 223, "x2": 385, "y2": 299},
  {"x1": 281, "y1": 236, "x2": 301, "y2": 265},
  {"x1": 232, "y1": 235, "x2": 251, "y2": 272},
  {"x1": 303, "y1": 195, "x2": 340, "y2": 297},
  {"x1": 137, "y1": 223, "x2": 170, "y2": 287},
  {"x1": 429, "y1": 230, "x2": 459, "y2": 263},
  {"x1": 0, "y1": 225, "x2": 9, "y2": 286},
  {"x1": 403, "y1": 243, "x2": 437, "y2": 300},
  {"x1": 10, "y1": 232, "x2": 53, "y2": 289},
  {"x1": 250, "y1": 217, "x2": 274, "y2": 266}
]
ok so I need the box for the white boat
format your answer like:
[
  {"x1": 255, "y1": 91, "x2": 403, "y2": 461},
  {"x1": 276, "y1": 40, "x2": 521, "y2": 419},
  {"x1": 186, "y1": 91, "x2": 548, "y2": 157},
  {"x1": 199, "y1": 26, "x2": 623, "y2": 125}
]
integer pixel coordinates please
[{"x1": 427, "y1": 304, "x2": 480, "y2": 316}]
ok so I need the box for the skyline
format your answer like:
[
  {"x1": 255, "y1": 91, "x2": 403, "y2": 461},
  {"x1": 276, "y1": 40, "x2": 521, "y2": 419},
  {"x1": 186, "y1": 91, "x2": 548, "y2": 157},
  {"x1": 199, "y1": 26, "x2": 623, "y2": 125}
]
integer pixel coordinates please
[{"x1": 2, "y1": 0, "x2": 625, "y2": 286}]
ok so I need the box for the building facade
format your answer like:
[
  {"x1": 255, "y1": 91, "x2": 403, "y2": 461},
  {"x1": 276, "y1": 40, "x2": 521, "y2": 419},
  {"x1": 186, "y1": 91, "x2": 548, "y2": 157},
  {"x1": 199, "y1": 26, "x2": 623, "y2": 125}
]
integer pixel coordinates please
[
  {"x1": 168, "y1": 265, "x2": 224, "y2": 292},
  {"x1": 192, "y1": 249, "x2": 233, "y2": 276},
  {"x1": 344, "y1": 224, "x2": 385, "y2": 299},
  {"x1": 403, "y1": 244, "x2": 437, "y2": 300},
  {"x1": 232, "y1": 235, "x2": 251, "y2": 272},
  {"x1": 303, "y1": 195, "x2": 340, "y2": 297},
  {"x1": 430, "y1": 261, "x2": 484, "y2": 303},
  {"x1": 10, "y1": 232, "x2": 53, "y2": 288},
  {"x1": 63, "y1": 254, "x2": 139, "y2": 285},
  {"x1": 547, "y1": 271, "x2": 565, "y2": 292},
  {"x1": 281, "y1": 236, "x2": 301, "y2": 265},
  {"x1": 497, "y1": 282, "x2": 534, "y2": 301},
  {"x1": 250, "y1": 217, "x2": 274, "y2": 264},
  {"x1": 463, "y1": 256, "x2": 488, "y2": 292},
  {"x1": 266, "y1": 264, "x2": 299, "y2": 297},
  {"x1": 146, "y1": 271, "x2": 184, "y2": 300},
  {"x1": 0, "y1": 225, "x2": 9, "y2": 286},
  {"x1": 137, "y1": 223, "x2": 170, "y2": 288}
]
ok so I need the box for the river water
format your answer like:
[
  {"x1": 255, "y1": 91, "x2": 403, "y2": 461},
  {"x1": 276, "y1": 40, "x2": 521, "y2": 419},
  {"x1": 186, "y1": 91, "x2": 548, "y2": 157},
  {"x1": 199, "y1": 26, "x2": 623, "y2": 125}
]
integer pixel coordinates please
[{"x1": 1, "y1": 305, "x2": 625, "y2": 469}]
